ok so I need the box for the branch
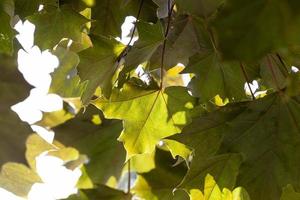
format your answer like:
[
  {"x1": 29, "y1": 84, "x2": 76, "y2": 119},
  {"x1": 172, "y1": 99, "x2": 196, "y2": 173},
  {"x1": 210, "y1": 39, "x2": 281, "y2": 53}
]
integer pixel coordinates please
[
  {"x1": 160, "y1": 0, "x2": 175, "y2": 89},
  {"x1": 127, "y1": 159, "x2": 131, "y2": 194},
  {"x1": 116, "y1": 0, "x2": 145, "y2": 62}
]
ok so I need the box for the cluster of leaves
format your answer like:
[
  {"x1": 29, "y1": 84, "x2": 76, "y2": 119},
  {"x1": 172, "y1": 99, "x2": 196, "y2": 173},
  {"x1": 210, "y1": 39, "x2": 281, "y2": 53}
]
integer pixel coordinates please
[{"x1": 1, "y1": 0, "x2": 300, "y2": 199}]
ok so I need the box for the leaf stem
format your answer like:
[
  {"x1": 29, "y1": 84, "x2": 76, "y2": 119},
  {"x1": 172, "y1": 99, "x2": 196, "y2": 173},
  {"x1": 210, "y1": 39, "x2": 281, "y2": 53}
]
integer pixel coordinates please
[
  {"x1": 240, "y1": 62, "x2": 255, "y2": 100},
  {"x1": 160, "y1": 0, "x2": 174, "y2": 89},
  {"x1": 127, "y1": 159, "x2": 131, "y2": 194}
]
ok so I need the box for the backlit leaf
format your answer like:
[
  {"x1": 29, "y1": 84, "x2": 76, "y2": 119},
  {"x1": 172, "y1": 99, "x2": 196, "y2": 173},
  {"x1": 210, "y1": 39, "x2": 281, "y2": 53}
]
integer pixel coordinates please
[{"x1": 93, "y1": 84, "x2": 194, "y2": 158}]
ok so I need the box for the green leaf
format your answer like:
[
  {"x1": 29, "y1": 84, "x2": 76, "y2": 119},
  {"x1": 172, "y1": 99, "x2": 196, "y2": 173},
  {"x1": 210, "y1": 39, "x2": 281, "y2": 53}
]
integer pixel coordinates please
[
  {"x1": 93, "y1": 84, "x2": 194, "y2": 158},
  {"x1": 25, "y1": 134, "x2": 80, "y2": 171},
  {"x1": 175, "y1": 0, "x2": 224, "y2": 18},
  {"x1": 180, "y1": 17, "x2": 259, "y2": 102},
  {"x1": 259, "y1": 55, "x2": 288, "y2": 91},
  {"x1": 35, "y1": 109, "x2": 75, "y2": 128},
  {"x1": 213, "y1": 0, "x2": 289, "y2": 60},
  {"x1": 90, "y1": 0, "x2": 125, "y2": 37},
  {"x1": 130, "y1": 152, "x2": 155, "y2": 173},
  {"x1": 160, "y1": 139, "x2": 192, "y2": 162},
  {"x1": 28, "y1": 5, "x2": 89, "y2": 50},
  {"x1": 281, "y1": 185, "x2": 300, "y2": 200},
  {"x1": 133, "y1": 150, "x2": 189, "y2": 200},
  {"x1": 50, "y1": 47, "x2": 88, "y2": 98},
  {"x1": 0, "y1": 163, "x2": 40, "y2": 197},
  {"x1": 83, "y1": 185, "x2": 131, "y2": 200},
  {"x1": 149, "y1": 15, "x2": 202, "y2": 70},
  {"x1": 180, "y1": 154, "x2": 242, "y2": 192},
  {"x1": 25, "y1": 134, "x2": 56, "y2": 171},
  {"x1": 186, "y1": 52, "x2": 248, "y2": 101},
  {"x1": 78, "y1": 34, "x2": 125, "y2": 102},
  {"x1": 172, "y1": 104, "x2": 245, "y2": 191},
  {"x1": 54, "y1": 106, "x2": 126, "y2": 185},
  {"x1": 0, "y1": 1, "x2": 14, "y2": 55},
  {"x1": 0, "y1": 55, "x2": 32, "y2": 166},
  {"x1": 219, "y1": 92, "x2": 300, "y2": 200},
  {"x1": 152, "y1": 0, "x2": 173, "y2": 19},
  {"x1": 90, "y1": 0, "x2": 157, "y2": 37},
  {"x1": 189, "y1": 174, "x2": 250, "y2": 200},
  {"x1": 125, "y1": 21, "x2": 164, "y2": 72},
  {"x1": 15, "y1": 0, "x2": 57, "y2": 18}
]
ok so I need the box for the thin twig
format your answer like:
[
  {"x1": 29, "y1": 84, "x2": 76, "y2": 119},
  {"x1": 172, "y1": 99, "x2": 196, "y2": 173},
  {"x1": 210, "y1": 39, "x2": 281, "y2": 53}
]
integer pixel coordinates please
[
  {"x1": 127, "y1": 0, "x2": 144, "y2": 47},
  {"x1": 112, "y1": 0, "x2": 145, "y2": 87},
  {"x1": 160, "y1": 0, "x2": 174, "y2": 89},
  {"x1": 240, "y1": 62, "x2": 255, "y2": 100},
  {"x1": 116, "y1": 0, "x2": 145, "y2": 62},
  {"x1": 127, "y1": 159, "x2": 131, "y2": 194}
]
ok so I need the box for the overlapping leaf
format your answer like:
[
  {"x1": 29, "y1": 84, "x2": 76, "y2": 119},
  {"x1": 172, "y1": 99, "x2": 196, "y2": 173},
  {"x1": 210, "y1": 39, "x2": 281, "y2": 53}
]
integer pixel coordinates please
[
  {"x1": 54, "y1": 106, "x2": 126, "y2": 185},
  {"x1": 186, "y1": 53, "x2": 248, "y2": 102},
  {"x1": 189, "y1": 174, "x2": 250, "y2": 200},
  {"x1": 133, "y1": 150, "x2": 189, "y2": 200},
  {"x1": 220, "y1": 92, "x2": 300, "y2": 200},
  {"x1": 125, "y1": 21, "x2": 164, "y2": 72},
  {"x1": 168, "y1": 104, "x2": 245, "y2": 193},
  {"x1": 149, "y1": 15, "x2": 202, "y2": 70},
  {"x1": 78, "y1": 35, "x2": 125, "y2": 102}
]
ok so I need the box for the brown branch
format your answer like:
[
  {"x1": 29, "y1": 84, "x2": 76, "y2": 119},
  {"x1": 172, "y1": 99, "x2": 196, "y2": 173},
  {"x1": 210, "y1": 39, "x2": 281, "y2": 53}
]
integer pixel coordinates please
[
  {"x1": 127, "y1": 159, "x2": 131, "y2": 194},
  {"x1": 116, "y1": 0, "x2": 145, "y2": 62},
  {"x1": 160, "y1": 0, "x2": 175, "y2": 89},
  {"x1": 127, "y1": 0, "x2": 145, "y2": 47}
]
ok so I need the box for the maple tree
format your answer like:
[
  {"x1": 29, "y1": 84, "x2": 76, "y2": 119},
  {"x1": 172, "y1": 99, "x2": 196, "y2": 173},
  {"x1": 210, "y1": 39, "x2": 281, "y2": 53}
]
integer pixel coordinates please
[{"x1": 1, "y1": 0, "x2": 300, "y2": 199}]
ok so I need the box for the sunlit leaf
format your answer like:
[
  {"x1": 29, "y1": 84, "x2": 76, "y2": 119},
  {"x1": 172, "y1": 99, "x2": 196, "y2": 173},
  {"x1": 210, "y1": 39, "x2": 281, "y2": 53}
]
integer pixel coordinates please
[
  {"x1": 0, "y1": 163, "x2": 40, "y2": 197},
  {"x1": 93, "y1": 84, "x2": 194, "y2": 158},
  {"x1": 281, "y1": 185, "x2": 300, "y2": 200},
  {"x1": 189, "y1": 174, "x2": 250, "y2": 200}
]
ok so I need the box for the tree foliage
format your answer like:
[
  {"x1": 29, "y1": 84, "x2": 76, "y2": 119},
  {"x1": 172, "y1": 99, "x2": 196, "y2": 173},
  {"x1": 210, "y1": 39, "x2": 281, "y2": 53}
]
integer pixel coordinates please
[{"x1": 1, "y1": 0, "x2": 300, "y2": 199}]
